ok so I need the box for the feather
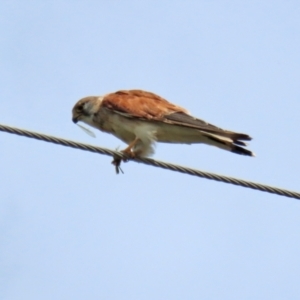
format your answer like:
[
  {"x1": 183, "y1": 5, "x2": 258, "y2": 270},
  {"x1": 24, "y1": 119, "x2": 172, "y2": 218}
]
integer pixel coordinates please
[{"x1": 77, "y1": 124, "x2": 96, "y2": 138}]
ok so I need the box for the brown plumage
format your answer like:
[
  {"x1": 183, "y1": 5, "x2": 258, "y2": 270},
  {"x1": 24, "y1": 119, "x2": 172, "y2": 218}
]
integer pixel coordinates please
[
  {"x1": 102, "y1": 90, "x2": 188, "y2": 119},
  {"x1": 72, "y1": 89, "x2": 255, "y2": 164}
]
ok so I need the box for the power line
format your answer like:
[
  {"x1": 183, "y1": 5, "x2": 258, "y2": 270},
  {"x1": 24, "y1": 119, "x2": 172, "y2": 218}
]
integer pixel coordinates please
[{"x1": 0, "y1": 123, "x2": 299, "y2": 200}]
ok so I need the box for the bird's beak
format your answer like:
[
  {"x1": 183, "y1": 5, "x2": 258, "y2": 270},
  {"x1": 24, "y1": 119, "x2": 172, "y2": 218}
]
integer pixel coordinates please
[{"x1": 72, "y1": 116, "x2": 78, "y2": 123}]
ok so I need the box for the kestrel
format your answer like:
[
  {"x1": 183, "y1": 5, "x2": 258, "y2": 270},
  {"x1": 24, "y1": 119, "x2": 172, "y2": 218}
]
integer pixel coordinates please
[{"x1": 72, "y1": 90, "x2": 254, "y2": 170}]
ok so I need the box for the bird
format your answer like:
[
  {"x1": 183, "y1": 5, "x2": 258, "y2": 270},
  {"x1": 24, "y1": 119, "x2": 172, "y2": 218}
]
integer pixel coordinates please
[{"x1": 72, "y1": 89, "x2": 254, "y2": 171}]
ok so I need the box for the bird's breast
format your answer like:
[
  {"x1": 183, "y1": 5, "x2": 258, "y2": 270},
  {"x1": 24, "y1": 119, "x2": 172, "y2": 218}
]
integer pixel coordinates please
[{"x1": 92, "y1": 110, "x2": 136, "y2": 144}]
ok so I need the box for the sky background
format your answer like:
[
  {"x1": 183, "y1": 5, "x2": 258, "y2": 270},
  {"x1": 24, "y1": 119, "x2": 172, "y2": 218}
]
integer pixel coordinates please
[{"x1": 1, "y1": 1, "x2": 300, "y2": 299}]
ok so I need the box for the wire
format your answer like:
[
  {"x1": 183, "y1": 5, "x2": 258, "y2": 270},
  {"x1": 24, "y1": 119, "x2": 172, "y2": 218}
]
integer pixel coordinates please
[{"x1": 1, "y1": 123, "x2": 299, "y2": 200}]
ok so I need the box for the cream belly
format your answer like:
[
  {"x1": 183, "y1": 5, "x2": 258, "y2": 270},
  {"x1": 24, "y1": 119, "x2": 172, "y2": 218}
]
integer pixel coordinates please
[
  {"x1": 81, "y1": 111, "x2": 213, "y2": 157},
  {"x1": 107, "y1": 114, "x2": 207, "y2": 145}
]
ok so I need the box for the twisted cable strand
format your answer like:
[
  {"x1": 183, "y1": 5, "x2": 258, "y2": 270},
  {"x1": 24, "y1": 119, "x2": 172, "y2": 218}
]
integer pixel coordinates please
[{"x1": 1, "y1": 123, "x2": 299, "y2": 200}]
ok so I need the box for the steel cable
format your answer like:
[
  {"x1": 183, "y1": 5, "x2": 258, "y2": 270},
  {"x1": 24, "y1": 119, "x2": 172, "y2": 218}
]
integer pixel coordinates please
[{"x1": 1, "y1": 123, "x2": 299, "y2": 200}]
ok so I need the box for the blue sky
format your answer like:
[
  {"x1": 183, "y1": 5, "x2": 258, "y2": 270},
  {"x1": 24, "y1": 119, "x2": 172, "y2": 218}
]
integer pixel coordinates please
[{"x1": 1, "y1": 1, "x2": 300, "y2": 299}]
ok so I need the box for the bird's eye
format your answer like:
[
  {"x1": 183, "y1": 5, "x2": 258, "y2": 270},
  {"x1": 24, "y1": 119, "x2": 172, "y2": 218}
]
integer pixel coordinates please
[{"x1": 78, "y1": 104, "x2": 84, "y2": 111}]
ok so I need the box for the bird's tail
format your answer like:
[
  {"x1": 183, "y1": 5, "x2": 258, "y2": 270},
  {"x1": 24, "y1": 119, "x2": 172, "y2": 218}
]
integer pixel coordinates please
[{"x1": 201, "y1": 132, "x2": 255, "y2": 157}]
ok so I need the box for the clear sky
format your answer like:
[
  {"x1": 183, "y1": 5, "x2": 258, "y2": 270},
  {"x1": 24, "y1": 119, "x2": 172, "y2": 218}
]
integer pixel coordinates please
[{"x1": 1, "y1": 1, "x2": 300, "y2": 299}]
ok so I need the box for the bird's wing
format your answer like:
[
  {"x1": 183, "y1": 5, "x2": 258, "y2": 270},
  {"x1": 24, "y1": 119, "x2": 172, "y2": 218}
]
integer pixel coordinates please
[
  {"x1": 164, "y1": 112, "x2": 252, "y2": 141},
  {"x1": 102, "y1": 90, "x2": 251, "y2": 141},
  {"x1": 102, "y1": 90, "x2": 187, "y2": 119}
]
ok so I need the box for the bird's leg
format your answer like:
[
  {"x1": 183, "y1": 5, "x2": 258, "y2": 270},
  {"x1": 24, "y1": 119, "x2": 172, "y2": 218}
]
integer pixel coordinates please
[
  {"x1": 111, "y1": 138, "x2": 140, "y2": 174},
  {"x1": 121, "y1": 137, "x2": 140, "y2": 160}
]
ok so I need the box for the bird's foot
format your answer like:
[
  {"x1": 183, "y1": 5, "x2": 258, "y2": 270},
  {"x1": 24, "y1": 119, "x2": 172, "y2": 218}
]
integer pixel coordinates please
[
  {"x1": 111, "y1": 149, "x2": 136, "y2": 174},
  {"x1": 121, "y1": 148, "x2": 136, "y2": 161}
]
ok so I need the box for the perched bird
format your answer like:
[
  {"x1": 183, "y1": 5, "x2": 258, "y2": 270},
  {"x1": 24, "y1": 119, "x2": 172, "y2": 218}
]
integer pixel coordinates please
[{"x1": 72, "y1": 90, "x2": 254, "y2": 171}]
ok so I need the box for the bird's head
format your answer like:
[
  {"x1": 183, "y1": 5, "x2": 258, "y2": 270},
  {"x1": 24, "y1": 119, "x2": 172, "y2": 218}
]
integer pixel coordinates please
[{"x1": 72, "y1": 96, "x2": 101, "y2": 125}]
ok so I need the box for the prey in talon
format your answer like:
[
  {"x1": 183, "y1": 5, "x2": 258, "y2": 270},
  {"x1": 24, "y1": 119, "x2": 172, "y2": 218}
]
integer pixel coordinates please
[
  {"x1": 111, "y1": 156, "x2": 124, "y2": 174},
  {"x1": 72, "y1": 89, "x2": 255, "y2": 173}
]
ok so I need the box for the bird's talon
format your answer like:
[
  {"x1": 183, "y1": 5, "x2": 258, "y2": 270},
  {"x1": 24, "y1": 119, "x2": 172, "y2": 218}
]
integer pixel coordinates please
[{"x1": 121, "y1": 150, "x2": 135, "y2": 161}]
